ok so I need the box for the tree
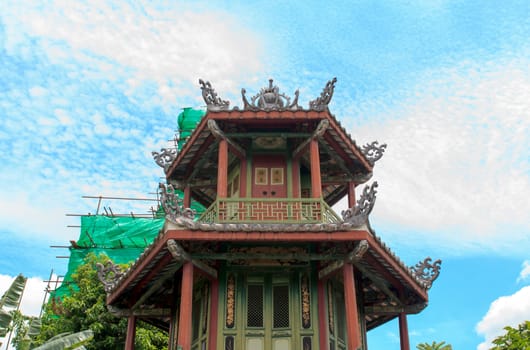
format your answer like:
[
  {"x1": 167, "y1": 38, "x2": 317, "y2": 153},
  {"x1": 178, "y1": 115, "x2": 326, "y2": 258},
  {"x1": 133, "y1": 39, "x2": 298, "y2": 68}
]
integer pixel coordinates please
[
  {"x1": 0, "y1": 274, "x2": 28, "y2": 348},
  {"x1": 491, "y1": 321, "x2": 530, "y2": 350},
  {"x1": 34, "y1": 253, "x2": 168, "y2": 350},
  {"x1": 417, "y1": 341, "x2": 452, "y2": 350}
]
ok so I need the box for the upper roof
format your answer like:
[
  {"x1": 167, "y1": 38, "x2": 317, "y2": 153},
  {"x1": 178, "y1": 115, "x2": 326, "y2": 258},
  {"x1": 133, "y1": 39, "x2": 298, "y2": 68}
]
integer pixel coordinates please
[{"x1": 156, "y1": 79, "x2": 387, "y2": 208}]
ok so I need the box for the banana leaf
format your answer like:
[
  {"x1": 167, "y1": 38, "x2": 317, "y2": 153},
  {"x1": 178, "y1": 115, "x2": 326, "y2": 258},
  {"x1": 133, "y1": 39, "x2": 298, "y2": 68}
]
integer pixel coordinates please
[
  {"x1": 0, "y1": 274, "x2": 27, "y2": 309},
  {"x1": 32, "y1": 330, "x2": 94, "y2": 350}
]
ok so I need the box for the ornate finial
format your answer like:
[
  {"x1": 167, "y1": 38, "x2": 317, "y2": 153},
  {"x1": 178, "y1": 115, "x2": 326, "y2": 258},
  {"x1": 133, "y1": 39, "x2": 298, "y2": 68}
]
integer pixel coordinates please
[
  {"x1": 410, "y1": 258, "x2": 442, "y2": 289},
  {"x1": 361, "y1": 141, "x2": 387, "y2": 165},
  {"x1": 309, "y1": 77, "x2": 337, "y2": 111},
  {"x1": 242, "y1": 79, "x2": 300, "y2": 111},
  {"x1": 96, "y1": 261, "x2": 124, "y2": 293},
  {"x1": 341, "y1": 182, "x2": 378, "y2": 226},
  {"x1": 159, "y1": 183, "x2": 196, "y2": 223},
  {"x1": 199, "y1": 79, "x2": 230, "y2": 111},
  {"x1": 152, "y1": 148, "x2": 177, "y2": 173}
]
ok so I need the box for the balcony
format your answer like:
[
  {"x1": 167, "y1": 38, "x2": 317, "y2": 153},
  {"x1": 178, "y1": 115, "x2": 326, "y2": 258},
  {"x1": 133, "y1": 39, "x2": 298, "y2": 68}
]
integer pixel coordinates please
[{"x1": 198, "y1": 198, "x2": 342, "y2": 224}]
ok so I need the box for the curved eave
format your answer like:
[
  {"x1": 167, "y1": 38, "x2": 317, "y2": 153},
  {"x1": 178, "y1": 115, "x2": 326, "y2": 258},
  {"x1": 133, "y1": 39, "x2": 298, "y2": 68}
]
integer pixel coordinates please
[
  {"x1": 166, "y1": 109, "x2": 373, "y2": 184},
  {"x1": 106, "y1": 222, "x2": 428, "y2": 308}
]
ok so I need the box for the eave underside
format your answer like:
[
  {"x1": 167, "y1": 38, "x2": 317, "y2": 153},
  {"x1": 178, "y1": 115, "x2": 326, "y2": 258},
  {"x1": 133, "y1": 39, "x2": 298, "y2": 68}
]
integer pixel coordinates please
[{"x1": 106, "y1": 228, "x2": 428, "y2": 332}]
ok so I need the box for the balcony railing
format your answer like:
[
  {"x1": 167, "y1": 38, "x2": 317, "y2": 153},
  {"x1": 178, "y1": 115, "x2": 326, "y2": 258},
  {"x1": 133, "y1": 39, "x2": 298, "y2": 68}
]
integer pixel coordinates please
[{"x1": 198, "y1": 198, "x2": 342, "y2": 224}]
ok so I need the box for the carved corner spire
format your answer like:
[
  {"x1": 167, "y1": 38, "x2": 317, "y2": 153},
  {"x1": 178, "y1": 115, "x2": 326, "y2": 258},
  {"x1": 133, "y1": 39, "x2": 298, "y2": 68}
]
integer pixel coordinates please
[
  {"x1": 199, "y1": 79, "x2": 230, "y2": 111},
  {"x1": 241, "y1": 79, "x2": 300, "y2": 111},
  {"x1": 361, "y1": 141, "x2": 387, "y2": 165},
  {"x1": 410, "y1": 258, "x2": 442, "y2": 289},
  {"x1": 159, "y1": 183, "x2": 196, "y2": 224},
  {"x1": 152, "y1": 148, "x2": 177, "y2": 173},
  {"x1": 309, "y1": 77, "x2": 337, "y2": 111},
  {"x1": 97, "y1": 261, "x2": 124, "y2": 293},
  {"x1": 341, "y1": 182, "x2": 378, "y2": 226}
]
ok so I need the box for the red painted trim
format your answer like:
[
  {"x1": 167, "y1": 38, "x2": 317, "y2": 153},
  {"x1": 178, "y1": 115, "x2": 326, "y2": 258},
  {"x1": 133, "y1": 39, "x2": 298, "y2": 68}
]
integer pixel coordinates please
[
  {"x1": 208, "y1": 279, "x2": 219, "y2": 350},
  {"x1": 125, "y1": 315, "x2": 136, "y2": 350},
  {"x1": 165, "y1": 229, "x2": 369, "y2": 242},
  {"x1": 365, "y1": 235, "x2": 429, "y2": 300},
  {"x1": 317, "y1": 278, "x2": 328, "y2": 350},
  {"x1": 310, "y1": 139, "x2": 322, "y2": 198},
  {"x1": 127, "y1": 253, "x2": 174, "y2": 306},
  {"x1": 177, "y1": 262, "x2": 194, "y2": 350},
  {"x1": 343, "y1": 264, "x2": 361, "y2": 350},
  {"x1": 399, "y1": 312, "x2": 410, "y2": 350},
  {"x1": 217, "y1": 139, "x2": 228, "y2": 198}
]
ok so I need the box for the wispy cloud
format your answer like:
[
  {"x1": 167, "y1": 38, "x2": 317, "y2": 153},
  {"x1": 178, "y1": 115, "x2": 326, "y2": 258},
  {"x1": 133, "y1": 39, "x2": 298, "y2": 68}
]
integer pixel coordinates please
[
  {"x1": 353, "y1": 55, "x2": 530, "y2": 256},
  {"x1": 0, "y1": 1, "x2": 265, "y2": 249},
  {"x1": 517, "y1": 260, "x2": 530, "y2": 283}
]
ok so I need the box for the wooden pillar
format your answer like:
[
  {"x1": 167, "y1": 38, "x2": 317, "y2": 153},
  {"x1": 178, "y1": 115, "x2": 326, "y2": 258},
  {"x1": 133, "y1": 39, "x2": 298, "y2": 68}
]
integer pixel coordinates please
[
  {"x1": 183, "y1": 185, "x2": 191, "y2": 208},
  {"x1": 317, "y1": 279, "x2": 328, "y2": 350},
  {"x1": 343, "y1": 263, "x2": 361, "y2": 350},
  {"x1": 217, "y1": 139, "x2": 228, "y2": 198},
  {"x1": 292, "y1": 157, "x2": 300, "y2": 197},
  {"x1": 239, "y1": 159, "x2": 247, "y2": 197},
  {"x1": 124, "y1": 315, "x2": 136, "y2": 350},
  {"x1": 309, "y1": 139, "x2": 322, "y2": 198},
  {"x1": 208, "y1": 279, "x2": 219, "y2": 350},
  {"x1": 168, "y1": 275, "x2": 179, "y2": 350},
  {"x1": 177, "y1": 262, "x2": 194, "y2": 350},
  {"x1": 347, "y1": 181, "x2": 356, "y2": 208},
  {"x1": 399, "y1": 312, "x2": 410, "y2": 350}
]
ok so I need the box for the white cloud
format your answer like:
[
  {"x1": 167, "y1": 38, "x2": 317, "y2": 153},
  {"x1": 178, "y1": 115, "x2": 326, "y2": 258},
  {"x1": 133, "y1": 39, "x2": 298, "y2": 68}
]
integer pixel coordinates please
[
  {"x1": 354, "y1": 57, "x2": 530, "y2": 256},
  {"x1": 475, "y1": 286, "x2": 530, "y2": 350},
  {"x1": 517, "y1": 260, "x2": 530, "y2": 283},
  {"x1": 2, "y1": 1, "x2": 263, "y2": 102}
]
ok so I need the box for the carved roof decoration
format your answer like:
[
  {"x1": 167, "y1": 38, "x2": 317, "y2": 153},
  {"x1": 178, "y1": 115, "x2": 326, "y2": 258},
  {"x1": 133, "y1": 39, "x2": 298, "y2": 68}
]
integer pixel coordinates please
[
  {"x1": 361, "y1": 141, "x2": 387, "y2": 165},
  {"x1": 199, "y1": 78, "x2": 337, "y2": 112},
  {"x1": 409, "y1": 257, "x2": 442, "y2": 290}
]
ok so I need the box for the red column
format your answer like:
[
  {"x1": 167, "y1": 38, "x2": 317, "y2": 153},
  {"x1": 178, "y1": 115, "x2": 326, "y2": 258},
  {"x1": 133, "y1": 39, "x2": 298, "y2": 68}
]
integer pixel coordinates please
[
  {"x1": 183, "y1": 185, "x2": 191, "y2": 208},
  {"x1": 343, "y1": 263, "x2": 361, "y2": 350},
  {"x1": 177, "y1": 262, "x2": 194, "y2": 350},
  {"x1": 124, "y1": 315, "x2": 136, "y2": 350},
  {"x1": 347, "y1": 181, "x2": 356, "y2": 208},
  {"x1": 292, "y1": 157, "x2": 300, "y2": 197},
  {"x1": 309, "y1": 139, "x2": 322, "y2": 198},
  {"x1": 399, "y1": 312, "x2": 410, "y2": 350},
  {"x1": 208, "y1": 279, "x2": 219, "y2": 350},
  {"x1": 217, "y1": 139, "x2": 228, "y2": 198},
  {"x1": 317, "y1": 279, "x2": 328, "y2": 350}
]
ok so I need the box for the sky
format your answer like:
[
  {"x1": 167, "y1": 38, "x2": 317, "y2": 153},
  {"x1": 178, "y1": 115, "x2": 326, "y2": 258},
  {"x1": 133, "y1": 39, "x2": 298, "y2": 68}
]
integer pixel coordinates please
[{"x1": 0, "y1": 0, "x2": 529, "y2": 349}]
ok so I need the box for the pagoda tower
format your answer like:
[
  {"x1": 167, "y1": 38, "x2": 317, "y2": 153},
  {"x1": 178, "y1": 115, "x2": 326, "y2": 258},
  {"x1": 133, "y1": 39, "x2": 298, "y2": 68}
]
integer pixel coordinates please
[{"x1": 98, "y1": 78, "x2": 441, "y2": 350}]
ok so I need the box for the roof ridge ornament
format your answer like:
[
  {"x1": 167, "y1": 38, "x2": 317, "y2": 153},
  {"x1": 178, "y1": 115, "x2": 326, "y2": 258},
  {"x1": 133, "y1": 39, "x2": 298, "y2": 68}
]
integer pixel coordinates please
[
  {"x1": 341, "y1": 181, "x2": 378, "y2": 226},
  {"x1": 410, "y1": 258, "x2": 442, "y2": 290},
  {"x1": 361, "y1": 141, "x2": 387, "y2": 165},
  {"x1": 159, "y1": 183, "x2": 196, "y2": 224},
  {"x1": 242, "y1": 79, "x2": 300, "y2": 111},
  {"x1": 152, "y1": 148, "x2": 177, "y2": 173},
  {"x1": 309, "y1": 77, "x2": 337, "y2": 111},
  {"x1": 199, "y1": 79, "x2": 230, "y2": 111}
]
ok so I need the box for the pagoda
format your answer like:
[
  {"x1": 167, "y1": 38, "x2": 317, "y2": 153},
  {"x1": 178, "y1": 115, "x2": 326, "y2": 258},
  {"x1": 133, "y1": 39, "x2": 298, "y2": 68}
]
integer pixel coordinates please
[{"x1": 98, "y1": 78, "x2": 441, "y2": 350}]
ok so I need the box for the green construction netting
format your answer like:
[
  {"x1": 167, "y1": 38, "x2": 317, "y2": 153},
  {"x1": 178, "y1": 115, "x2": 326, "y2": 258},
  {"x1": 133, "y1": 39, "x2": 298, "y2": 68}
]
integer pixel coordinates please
[
  {"x1": 51, "y1": 107, "x2": 207, "y2": 299},
  {"x1": 177, "y1": 107, "x2": 205, "y2": 150},
  {"x1": 52, "y1": 215, "x2": 165, "y2": 299}
]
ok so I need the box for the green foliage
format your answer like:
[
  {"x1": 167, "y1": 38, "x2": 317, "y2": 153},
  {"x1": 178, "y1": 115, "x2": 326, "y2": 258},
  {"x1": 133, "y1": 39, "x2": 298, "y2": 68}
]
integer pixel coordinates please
[
  {"x1": 417, "y1": 341, "x2": 452, "y2": 350},
  {"x1": 491, "y1": 321, "x2": 530, "y2": 350},
  {"x1": 0, "y1": 274, "x2": 27, "y2": 336},
  {"x1": 35, "y1": 253, "x2": 168, "y2": 350}
]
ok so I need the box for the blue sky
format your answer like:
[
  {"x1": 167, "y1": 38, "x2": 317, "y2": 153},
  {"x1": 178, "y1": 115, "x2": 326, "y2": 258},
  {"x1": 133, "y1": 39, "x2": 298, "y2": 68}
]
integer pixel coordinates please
[{"x1": 1, "y1": 1, "x2": 529, "y2": 349}]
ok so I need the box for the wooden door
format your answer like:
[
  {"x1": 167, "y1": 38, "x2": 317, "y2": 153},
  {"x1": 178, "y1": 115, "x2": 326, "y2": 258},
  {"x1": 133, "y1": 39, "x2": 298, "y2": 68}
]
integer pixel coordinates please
[{"x1": 252, "y1": 155, "x2": 287, "y2": 198}]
